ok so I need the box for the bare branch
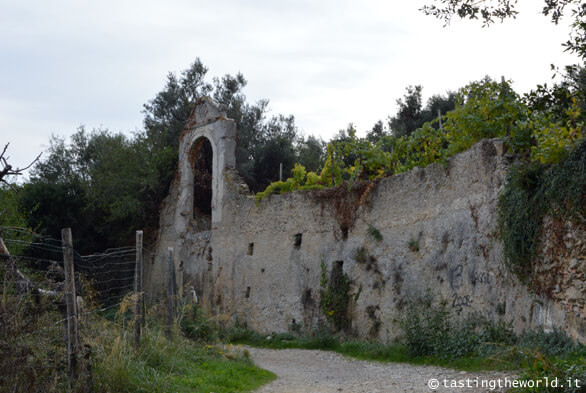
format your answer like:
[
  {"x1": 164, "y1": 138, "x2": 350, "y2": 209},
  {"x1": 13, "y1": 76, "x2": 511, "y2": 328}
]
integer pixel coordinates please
[
  {"x1": 0, "y1": 234, "x2": 60, "y2": 297},
  {"x1": 0, "y1": 226, "x2": 42, "y2": 237},
  {"x1": 0, "y1": 143, "x2": 8, "y2": 161},
  {"x1": 0, "y1": 144, "x2": 42, "y2": 184},
  {"x1": 18, "y1": 152, "x2": 42, "y2": 172}
]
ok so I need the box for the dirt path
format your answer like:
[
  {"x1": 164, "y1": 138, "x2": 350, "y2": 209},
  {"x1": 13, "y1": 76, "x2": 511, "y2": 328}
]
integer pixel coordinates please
[{"x1": 248, "y1": 347, "x2": 513, "y2": 393}]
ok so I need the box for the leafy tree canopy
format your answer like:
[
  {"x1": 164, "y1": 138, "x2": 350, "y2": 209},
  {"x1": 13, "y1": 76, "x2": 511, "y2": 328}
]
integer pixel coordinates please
[
  {"x1": 258, "y1": 77, "x2": 585, "y2": 200},
  {"x1": 387, "y1": 85, "x2": 456, "y2": 138},
  {"x1": 142, "y1": 59, "x2": 324, "y2": 193},
  {"x1": 21, "y1": 59, "x2": 325, "y2": 252},
  {"x1": 421, "y1": 0, "x2": 586, "y2": 61}
]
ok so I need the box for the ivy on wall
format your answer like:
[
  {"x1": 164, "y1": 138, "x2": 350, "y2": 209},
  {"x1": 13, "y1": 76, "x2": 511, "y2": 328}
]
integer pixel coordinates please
[
  {"x1": 498, "y1": 139, "x2": 586, "y2": 283},
  {"x1": 319, "y1": 261, "x2": 353, "y2": 332}
]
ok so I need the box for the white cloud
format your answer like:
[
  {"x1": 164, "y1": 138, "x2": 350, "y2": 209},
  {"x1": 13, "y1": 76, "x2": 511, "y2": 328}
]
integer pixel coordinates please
[{"x1": 0, "y1": 0, "x2": 580, "y2": 170}]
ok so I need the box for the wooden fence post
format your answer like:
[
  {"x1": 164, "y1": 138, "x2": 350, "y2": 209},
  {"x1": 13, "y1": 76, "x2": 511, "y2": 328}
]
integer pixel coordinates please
[
  {"x1": 62, "y1": 228, "x2": 80, "y2": 387},
  {"x1": 166, "y1": 247, "x2": 175, "y2": 338},
  {"x1": 134, "y1": 230, "x2": 143, "y2": 348}
]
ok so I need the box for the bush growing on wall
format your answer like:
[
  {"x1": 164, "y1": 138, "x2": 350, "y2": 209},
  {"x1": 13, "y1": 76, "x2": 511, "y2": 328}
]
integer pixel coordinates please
[
  {"x1": 319, "y1": 261, "x2": 353, "y2": 333},
  {"x1": 498, "y1": 138, "x2": 586, "y2": 283},
  {"x1": 257, "y1": 77, "x2": 583, "y2": 201}
]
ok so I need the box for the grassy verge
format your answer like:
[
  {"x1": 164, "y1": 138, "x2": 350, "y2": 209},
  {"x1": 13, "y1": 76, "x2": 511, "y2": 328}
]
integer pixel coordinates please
[
  {"x1": 88, "y1": 316, "x2": 275, "y2": 393},
  {"x1": 223, "y1": 326, "x2": 586, "y2": 390},
  {"x1": 199, "y1": 311, "x2": 585, "y2": 393},
  {"x1": 223, "y1": 328, "x2": 515, "y2": 372},
  {"x1": 0, "y1": 279, "x2": 275, "y2": 393},
  {"x1": 208, "y1": 302, "x2": 583, "y2": 376}
]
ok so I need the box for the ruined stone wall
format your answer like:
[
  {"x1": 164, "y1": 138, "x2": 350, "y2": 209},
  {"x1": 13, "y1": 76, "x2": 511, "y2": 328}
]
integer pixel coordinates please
[
  {"x1": 532, "y1": 218, "x2": 585, "y2": 340},
  {"x1": 145, "y1": 101, "x2": 584, "y2": 343}
]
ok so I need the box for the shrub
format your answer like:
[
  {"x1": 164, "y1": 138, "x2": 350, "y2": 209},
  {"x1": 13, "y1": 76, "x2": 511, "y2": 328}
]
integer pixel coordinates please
[
  {"x1": 512, "y1": 351, "x2": 586, "y2": 393},
  {"x1": 408, "y1": 234, "x2": 419, "y2": 252},
  {"x1": 528, "y1": 98, "x2": 584, "y2": 165},
  {"x1": 400, "y1": 293, "x2": 518, "y2": 360},
  {"x1": 498, "y1": 139, "x2": 586, "y2": 282},
  {"x1": 518, "y1": 329, "x2": 579, "y2": 358},
  {"x1": 366, "y1": 224, "x2": 383, "y2": 242},
  {"x1": 353, "y1": 246, "x2": 368, "y2": 264},
  {"x1": 0, "y1": 264, "x2": 69, "y2": 393},
  {"x1": 399, "y1": 292, "x2": 450, "y2": 357},
  {"x1": 180, "y1": 305, "x2": 218, "y2": 342},
  {"x1": 319, "y1": 261, "x2": 353, "y2": 332}
]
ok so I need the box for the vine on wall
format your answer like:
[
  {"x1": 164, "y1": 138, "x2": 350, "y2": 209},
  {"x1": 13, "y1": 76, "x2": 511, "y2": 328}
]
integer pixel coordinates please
[
  {"x1": 257, "y1": 78, "x2": 584, "y2": 202},
  {"x1": 319, "y1": 261, "x2": 353, "y2": 332},
  {"x1": 497, "y1": 139, "x2": 586, "y2": 284}
]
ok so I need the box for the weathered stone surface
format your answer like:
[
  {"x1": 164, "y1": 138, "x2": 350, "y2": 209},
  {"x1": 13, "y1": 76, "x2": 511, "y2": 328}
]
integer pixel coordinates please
[
  {"x1": 145, "y1": 99, "x2": 585, "y2": 344},
  {"x1": 532, "y1": 218, "x2": 586, "y2": 341},
  {"x1": 493, "y1": 139, "x2": 507, "y2": 156}
]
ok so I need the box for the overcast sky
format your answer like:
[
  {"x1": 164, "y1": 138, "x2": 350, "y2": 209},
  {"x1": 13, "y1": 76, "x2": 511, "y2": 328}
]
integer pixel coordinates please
[{"x1": 0, "y1": 0, "x2": 578, "y2": 172}]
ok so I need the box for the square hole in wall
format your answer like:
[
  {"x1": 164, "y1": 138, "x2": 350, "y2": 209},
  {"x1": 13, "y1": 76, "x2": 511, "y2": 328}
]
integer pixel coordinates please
[
  {"x1": 294, "y1": 233, "x2": 302, "y2": 248},
  {"x1": 245, "y1": 286, "x2": 251, "y2": 298},
  {"x1": 247, "y1": 243, "x2": 254, "y2": 256}
]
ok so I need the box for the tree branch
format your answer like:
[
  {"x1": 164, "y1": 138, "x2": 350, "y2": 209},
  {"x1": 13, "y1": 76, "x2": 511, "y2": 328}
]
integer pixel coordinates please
[
  {"x1": 0, "y1": 234, "x2": 60, "y2": 297},
  {"x1": 0, "y1": 143, "x2": 42, "y2": 184}
]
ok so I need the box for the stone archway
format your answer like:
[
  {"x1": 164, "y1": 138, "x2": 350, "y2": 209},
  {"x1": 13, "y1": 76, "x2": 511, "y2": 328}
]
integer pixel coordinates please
[{"x1": 190, "y1": 137, "x2": 213, "y2": 230}]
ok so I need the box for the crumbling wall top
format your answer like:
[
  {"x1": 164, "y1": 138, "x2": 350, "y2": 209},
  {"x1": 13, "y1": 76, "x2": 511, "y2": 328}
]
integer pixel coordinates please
[{"x1": 187, "y1": 97, "x2": 228, "y2": 128}]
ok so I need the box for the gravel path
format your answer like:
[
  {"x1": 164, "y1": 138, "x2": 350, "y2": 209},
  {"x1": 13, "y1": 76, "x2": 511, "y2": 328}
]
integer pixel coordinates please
[{"x1": 249, "y1": 347, "x2": 513, "y2": 393}]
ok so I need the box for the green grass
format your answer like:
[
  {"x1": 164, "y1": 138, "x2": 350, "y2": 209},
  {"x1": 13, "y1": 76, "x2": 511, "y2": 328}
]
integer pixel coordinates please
[
  {"x1": 225, "y1": 326, "x2": 585, "y2": 377},
  {"x1": 169, "y1": 357, "x2": 274, "y2": 393},
  {"x1": 91, "y1": 319, "x2": 275, "y2": 393},
  {"x1": 333, "y1": 341, "x2": 506, "y2": 372},
  {"x1": 229, "y1": 332, "x2": 513, "y2": 372},
  {"x1": 0, "y1": 281, "x2": 275, "y2": 393},
  {"x1": 185, "y1": 303, "x2": 584, "y2": 392}
]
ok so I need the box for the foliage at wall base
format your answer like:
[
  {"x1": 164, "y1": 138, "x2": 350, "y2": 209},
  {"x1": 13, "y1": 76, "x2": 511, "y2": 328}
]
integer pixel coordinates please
[{"x1": 319, "y1": 261, "x2": 353, "y2": 333}]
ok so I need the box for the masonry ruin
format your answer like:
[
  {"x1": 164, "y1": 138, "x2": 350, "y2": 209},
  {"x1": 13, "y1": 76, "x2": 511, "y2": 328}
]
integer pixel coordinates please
[{"x1": 145, "y1": 98, "x2": 585, "y2": 344}]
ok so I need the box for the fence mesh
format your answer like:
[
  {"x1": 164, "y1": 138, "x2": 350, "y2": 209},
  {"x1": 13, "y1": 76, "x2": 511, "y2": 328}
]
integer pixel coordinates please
[{"x1": 0, "y1": 226, "x2": 142, "y2": 392}]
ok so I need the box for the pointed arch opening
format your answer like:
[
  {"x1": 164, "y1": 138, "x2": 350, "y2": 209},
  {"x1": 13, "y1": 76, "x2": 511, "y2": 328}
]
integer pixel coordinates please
[{"x1": 190, "y1": 137, "x2": 213, "y2": 230}]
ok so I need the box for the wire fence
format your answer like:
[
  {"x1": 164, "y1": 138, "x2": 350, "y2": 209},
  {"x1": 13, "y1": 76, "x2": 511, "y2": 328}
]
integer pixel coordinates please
[
  {"x1": 1, "y1": 227, "x2": 138, "y2": 301},
  {"x1": 0, "y1": 226, "x2": 146, "y2": 392}
]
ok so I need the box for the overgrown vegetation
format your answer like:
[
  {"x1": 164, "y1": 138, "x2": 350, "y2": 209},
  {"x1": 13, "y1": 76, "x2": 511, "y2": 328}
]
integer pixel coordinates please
[
  {"x1": 220, "y1": 293, "x2": 585, "y2": 392},
  {"x1": 257, "y1": 76, "x2": 585, "y2": 201},
  {"x1": 498, "y1": 138, "x2": 586, "y2": 283},
  {"x1": 399, "y1": 292, "x2": 517, "y2": 360},
  {"x1": 319, "y1": 261, "x2": 353, "y2": 332},
  {"x1": 3, "y1": 3, "x2": 585, "y2": 391},
  {"x1": 0, "y1": 255, "x2": 274, "y2": 393},
  {"x1": 399, "y1": 293, "x2": 586, "y2": 392},
  {"x1": 18, "y1": 60, "x2": 326, "y2": 254},
  {"x1": 366, "y1": 223, "x2": 383, "y2": 242},
  {"x1": 172, "y1": 291, "x2": 581, "y2": 393},
  {"x1": 91, "y1": 315, "x2": 274, "y2": 393},
  {"x1": 407, "y1": 234, "x2": 420, "y2": 252},
  {"x1": 0, "y1": 264, "x2": 68, "y2": 393},
  {"x1": 15, "y1": 61, "x2": 585, "y2": 258}
]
